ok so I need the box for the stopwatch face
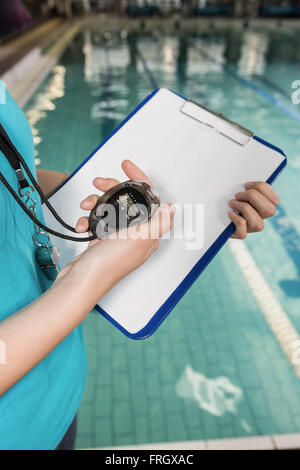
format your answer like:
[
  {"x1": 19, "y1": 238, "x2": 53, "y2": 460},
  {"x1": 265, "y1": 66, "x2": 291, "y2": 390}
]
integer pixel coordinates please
[
  {"x1": 112, "y1": 187, "x2": 149, "y2": 226},
  {"x1": 89, "y1": 181, "x2": 160, "y2": 240},
  {"x1": 118, "y1": 192, "x2": 140, "y2": 219}
]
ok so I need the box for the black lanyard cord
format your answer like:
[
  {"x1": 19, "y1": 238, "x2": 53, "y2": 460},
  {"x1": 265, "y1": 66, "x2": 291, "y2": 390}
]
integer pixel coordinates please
[
  {"x1": 0, "y1": 123, "x2": 96, "y2": 243},
  {"x1": 0, "y1": 123, "x2": 83, "y2": 235},
  {"x1": 0, "y1": 171, "x2": 95, "y2": 242},
  {"x1": 0, "y1": 129, "x2": 29, "y2": 189}
]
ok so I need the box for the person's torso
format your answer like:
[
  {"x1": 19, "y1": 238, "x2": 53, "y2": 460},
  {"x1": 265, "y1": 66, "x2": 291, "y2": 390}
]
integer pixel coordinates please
[{"x1": 0, "y1": 83, "x2": 87, "y2": 450}]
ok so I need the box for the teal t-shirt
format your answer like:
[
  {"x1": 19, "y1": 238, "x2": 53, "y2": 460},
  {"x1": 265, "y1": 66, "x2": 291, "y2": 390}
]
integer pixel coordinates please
[{"x1": 0, "y1": 84, "x2": 88, "y2": 450}]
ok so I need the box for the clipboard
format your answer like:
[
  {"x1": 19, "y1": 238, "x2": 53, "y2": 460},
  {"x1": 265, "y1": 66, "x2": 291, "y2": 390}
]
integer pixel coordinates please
[{"x1": 43, "y1": 88, "x2": 286, "y2": 339}]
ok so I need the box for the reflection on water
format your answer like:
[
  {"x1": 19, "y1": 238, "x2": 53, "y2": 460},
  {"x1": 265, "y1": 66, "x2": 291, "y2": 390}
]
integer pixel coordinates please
[
  {"x1": 82, "y1": 30, "x2": 130, "y2": 124},
  {"x1": 90, "y1": 102, "x2": 125, "y2": 122},
  {"x1": 176, "y1": 365, "x2": 243, "y2": 417},
  {"x1": 238, "y1": 31, "x2": 269, "y2": 77},
  {"x1": 25, "y1": 65, "x2": 66, "y2": 165},
  {"x1": 83, "y1": 30, "x2": 130, "y2": 85}
]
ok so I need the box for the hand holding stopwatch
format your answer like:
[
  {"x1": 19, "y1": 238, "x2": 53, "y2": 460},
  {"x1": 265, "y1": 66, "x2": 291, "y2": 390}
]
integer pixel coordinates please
[
  {"x1": 89, "y1": 180, "x2": 160, "y2": 239},
  {"x1": 0, "y1": 122, "x2": 161, "y2": 277}
]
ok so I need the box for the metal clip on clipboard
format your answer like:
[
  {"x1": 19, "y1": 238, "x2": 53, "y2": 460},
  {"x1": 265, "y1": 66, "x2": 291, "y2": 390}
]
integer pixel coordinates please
[{"x1": 180, "y1": 100, "x2": 254, "y2": 146}]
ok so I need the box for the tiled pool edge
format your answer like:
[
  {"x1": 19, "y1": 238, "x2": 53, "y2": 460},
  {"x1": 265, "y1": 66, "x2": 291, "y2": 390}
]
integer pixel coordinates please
[
  {"x1": 3, "y1": 22, "x2": 80, "y2": 108},
  {"x1": 79, "y1": 433, "x2": 300, "y2": 450}
]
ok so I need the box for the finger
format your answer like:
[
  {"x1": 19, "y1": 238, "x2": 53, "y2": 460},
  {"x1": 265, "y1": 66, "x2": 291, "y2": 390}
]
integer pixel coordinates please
[
  {"x1": 244, "y1": 182, "x2": 279, "y2": 205},
  {"x1": 80, "y1": 194, "x2": 99, "y2": 210},
  {"x1": 143, "y1": 203, "x2": 175, "y2": 239},
  {"x1": 229, "y1": 199, "x2": 264, "y2": 232},
  {"x1": 76, "y1": 216, "x2": 89, "y2": 233},
  {"x1": 234, "y1": 189, "x2": 276, "y2": 219},
  {"x1": 122, "y1": 160, "x2": 152, "y2": 186},
  {"x1": 93, "y1": 177, "x2": 120, "y2": 192},
  {"x1": 229, "y1": 210, "x2": 247, "y2": 239}
]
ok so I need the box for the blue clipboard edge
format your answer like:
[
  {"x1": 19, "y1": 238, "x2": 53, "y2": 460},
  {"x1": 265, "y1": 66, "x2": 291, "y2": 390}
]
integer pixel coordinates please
[{"x1": 48, "y1": 88, "x2": 287, "y2": 340}]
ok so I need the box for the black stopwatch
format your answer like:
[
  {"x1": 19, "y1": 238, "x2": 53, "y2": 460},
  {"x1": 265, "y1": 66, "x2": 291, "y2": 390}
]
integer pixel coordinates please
[{"x1": 89, "y1": 180, "x2": 160, "y2": 240}]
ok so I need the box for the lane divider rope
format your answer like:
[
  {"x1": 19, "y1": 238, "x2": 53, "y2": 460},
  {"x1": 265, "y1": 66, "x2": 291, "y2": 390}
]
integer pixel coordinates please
[
  {"x1": 194, "y1": 44, "x2": 300, "y2": 123},
  {"x1": 136, "y1": 46, "x2": 159, "y2": 90},
  {"x1": 229, "y1": 239, "x2": 300, "y2": 378}
]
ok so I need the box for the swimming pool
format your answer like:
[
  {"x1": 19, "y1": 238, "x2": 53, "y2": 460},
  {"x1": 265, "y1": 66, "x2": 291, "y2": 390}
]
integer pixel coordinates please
[{"x1": 24, "y1": 22, "x2": 300, "y2": 448}]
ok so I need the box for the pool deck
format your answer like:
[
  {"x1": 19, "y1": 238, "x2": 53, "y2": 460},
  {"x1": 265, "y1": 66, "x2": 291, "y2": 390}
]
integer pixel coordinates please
[{"x1": 83, "y1": 432, "x2": 300, "y2": 450}]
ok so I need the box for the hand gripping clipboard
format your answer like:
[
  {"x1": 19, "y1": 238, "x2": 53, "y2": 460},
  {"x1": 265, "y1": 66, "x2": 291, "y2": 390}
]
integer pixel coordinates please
[{"x1": 43, "y1": 88, "x2": 286, "y2": 339}]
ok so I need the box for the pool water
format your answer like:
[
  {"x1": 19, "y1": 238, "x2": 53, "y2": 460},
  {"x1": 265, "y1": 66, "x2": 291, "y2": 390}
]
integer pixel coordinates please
[{"x1": 24, "y1": 24, "x2": 300, "y2": 447}]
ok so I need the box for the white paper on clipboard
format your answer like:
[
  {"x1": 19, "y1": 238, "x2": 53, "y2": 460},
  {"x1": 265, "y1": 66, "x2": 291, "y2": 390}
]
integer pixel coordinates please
[{"x1": 43, "y1": 88, "x2": 286, "y2": 339}]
